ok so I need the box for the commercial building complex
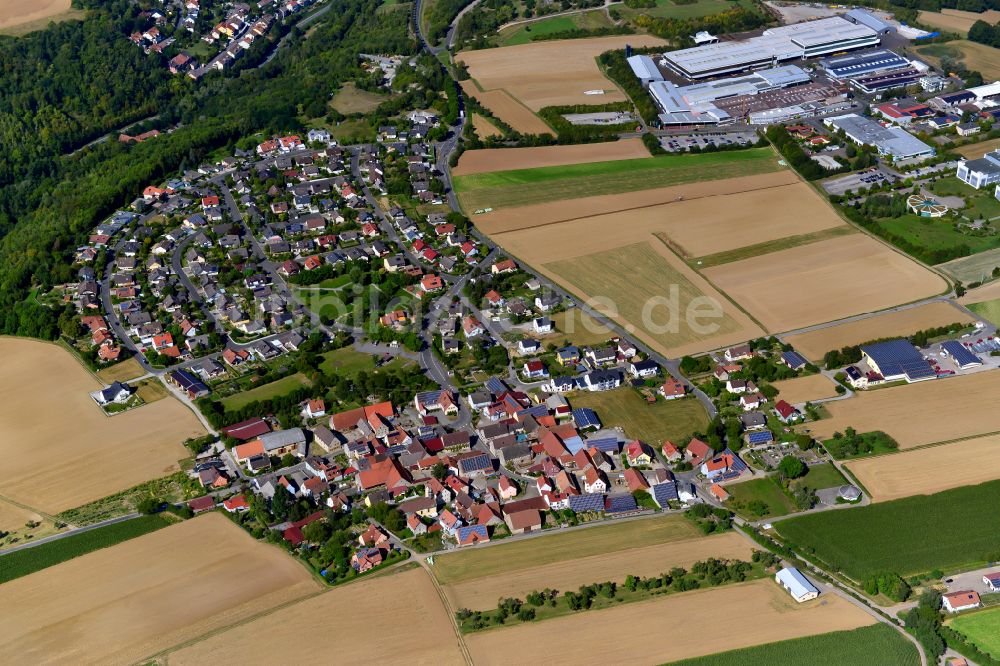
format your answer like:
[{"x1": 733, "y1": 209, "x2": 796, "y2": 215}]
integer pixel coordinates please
[
  {"x1": 663, "y1": 14, "x2": 882, "y2": 79},
  {"x1": 824, "y1": 113, "x2": 935, "y2": 161},
  {"x1": 957, "y1": 150, "x2": 1000, "y2": 189}
]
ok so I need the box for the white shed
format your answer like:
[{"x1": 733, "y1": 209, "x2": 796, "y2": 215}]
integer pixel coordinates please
[{"x1": 775, "y1": 567, "x2": 819, "y2": 602}]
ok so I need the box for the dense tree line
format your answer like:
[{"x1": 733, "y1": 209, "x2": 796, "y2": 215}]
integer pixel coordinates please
[
  {"x1": 766, "y1": 125, "x2": 847, "y2": 180},
  {"x1": 633, "y1": 5, "x2": 770, "y2": 46}
]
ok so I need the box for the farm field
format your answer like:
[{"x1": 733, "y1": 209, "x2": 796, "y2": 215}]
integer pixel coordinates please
[
  {"x1": 456, "y1": 35, "x2": 666, "y2": 113},
  {"x1": 432, "y1": 513, "x2": 701, "y2": 585},
  {"x1": 916, "y1": 40, "x2": 1000, "y2": 80},
  {"x1": 463, "y1": 578, "x2": 876, "y2": 665},
  {"x1": 917, "y1": 9, "x2": 1000, "y2": 33},
  {"x1": 470, "y1": 113, "x2": 502, "y2": 139},
  {"x1": 496, "y1": 9, "x2": 613, "y2": 46},
  {"x1": 771, "y1": 374, "x2": 837, "y2": 404},
  {"x1": 460, "y1": 82, "x2": 552, "y2": 134},
  {"x1": 474, "y1": 169, "x2": 794, "y2": 235},
  {"x1": 783, "y1": 301, "x2": 974, "y2": 361},
  {"x1": 666, "y1": 623, "x2": 919, "y2": 666},
  {"x1": 456, "y1": 148, "x2": 783, "y2": 212},
  {"x1": 702, "y1": 234, "x2": 947, "y2": 333},
  {"x1": 220, "y1": 372, "x2": 311, "y2": 410},
  {"x1": 775, "y1": 480, "x2": 1000, "y2": 579},
  {"x1": 542, "y1": 307, "x2": 614, "y2": 347},
  {"x1": 844, "y1": 434, "x2": 1000, "y2": 502},
  {"x1": 0, "y1": 0, "x2": 80, "y2": 34},
  {"x1": 568, "y1": 389, "x2": 709, "y2": 445},
  {"x1": 619, "y1": 0, "x2": 754, "y2": 20},
  {"x1": 452, "y1": 138, "x2": 650, "y2": 176},
  {"x1": 0, "y1": 498, "x2": 60, "y2": 551},
  {"x1": 545, "y1": 240, "x2": 764, "y2": 357},
  {"x1": 330, "y1": 82, "x2": 390, "y2": 114},
  {"x1": 967, "y1": 297, "x2": 1000, "y2": 326},
  {"x1": 806, "y1": 370, "x2": 1000, "y2": 449},
  {"x1": 95, "y1": 356, "x2": 145, "y2": 383},
  {"x1": 955, "y1": 136, "x2": 1000, "y2": 159},
  {"x1": 948, "y1": 606, "x2": 1000, "y2": 660},
  {"x1": 168, "y1": 567, "x2": 464, "y2": 665},
  {"x1": 0, "y1": 513, "x2": 320, "y2": 664},
  {"x1": 444, "y1": 531, "x2": 756, "y2": 611},
  {"x1": 0, "y1": 337, "x2": 205, "y2": 514},
  {"x1": 938, "y1": 245, "x2": 1000, "y2": 284}
]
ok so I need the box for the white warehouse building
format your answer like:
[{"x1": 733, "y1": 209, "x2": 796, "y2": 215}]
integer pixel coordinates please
[
  {"x1": 957, "y1": 150, "x2": 1000, "y2": 189},
  {"x1": 776, "y1": 567, "x2": 820, "y2": 603}
]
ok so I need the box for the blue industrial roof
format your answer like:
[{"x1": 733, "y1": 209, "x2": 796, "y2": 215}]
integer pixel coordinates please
[
  {"x1": 821, "y1": 48, "x2": 907, "y2": 78},
  {"x1": 651, "y1": 482, "x2": 678, "y2": 506},
  {"x1": 605, "y1": 494, "x2": 638, "y2": 514},
  {"x1": 572, "y1": 408, "x2": 601, "y2": 429},
  {"x1": 941, "y1": 340, "x2": 981, "y2": 368},
  {"x1": 748, "y1": 430, "x2": 774, "y2": 445},
  {"x1": 781, "y1": 350, "x2": 808, "y2": 369},
  {"x1": 569, "y1": 493, "x2": 606, "y2": 513},
  {"x1": 861, "y1": 339, "x2": 935, "y2": 381}
]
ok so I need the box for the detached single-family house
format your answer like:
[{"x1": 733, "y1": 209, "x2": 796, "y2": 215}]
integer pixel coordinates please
[{"x1": 943, "y1": 590, "x2": 981, "y2": 613}]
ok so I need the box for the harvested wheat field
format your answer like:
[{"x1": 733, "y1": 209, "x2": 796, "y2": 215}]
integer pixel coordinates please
[
  {"x1": 169, "y1": 566, "x2": 464, "y2": 665},
  {"x1": 0, "y1": 0, "x2": 72, "y2": 31},
  {"x1": 955, "y1": 137, "x2": 1000, "y2": 160},
  {"x1": 703, "y1": 235, "x2": 947, "y2": 333},
  {"x1": 809, "y1": 370, "x2": 1000, "y2": 449},
  {"x1": 0, "y1": 513, "x2": 319, "y2": 665},
  {"x1": 471, "y1": 113, "x2": 503, "y2": 139},
  {"x1": 771, "y1": 374, "x2": 838, "y2": 404},
  {"x1": 918, "y1": 8, "x2": 1000, "y2": 33},
  {"x1": 457, "y1": 35, "x2": 666, "y2": 112},
  {"x1": 845, "y1": 434, "x2": 1000, "y2": 502},
  {"x1": 461, "y1": 82, "x2": 552, "y2": 134},
  {"x1": 465, "y1": 578, "x2": 875, "y2": 666},
  {"x1": 784, "y1": 301, "x2": 974, "y2": 361},
  {"x1": 445, "y1": 531, "x2": 756, "y2": 611},
  {"x1": 960, "y1": 279, "x2": 1000, "y2": 305},
  {"x1": 476, "y1": 170, "x2": 796, "y2": 236},
  {"x1": 0, "y1": 338, "x2": 205, "y2": 513},
  {"x1": 453, "y1": 138, "x2": 650, "y2": 176}
]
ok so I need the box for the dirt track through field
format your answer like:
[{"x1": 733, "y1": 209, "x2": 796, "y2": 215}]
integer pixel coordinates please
[
  {"x1": 784, "y1": 301, "x2": 974, "y2": 361},
  {"x1": 0, "y1": 338, "x2": 205, "y2": 513},
  {"x1": 464, "y1": 578, "x2": 876, "y2": 665},
  {"x1": 808, "y1": 370, "x2": 1000, "y2": 449},
  {"x1": 845, "y1": 434, "x2": 1000, "y2": 502},
  {"x1": 443, "y1": 531, "x2": 756, "y2": 611},
  {"x1": 453, "y1": 139, "x2": 650, "y2": 176},
  {"x1": 0, "y1": 514, "x2": 319, "y2": 665},
  {"x1": 168, "y1": 566, "x2": 465, "y2": 665},
  {"x1": 771, "y1": 374, "x2": 839, "y2": 404},
  {"x1": 703, "y1": 234, "x2": 947, "y2": 333}
]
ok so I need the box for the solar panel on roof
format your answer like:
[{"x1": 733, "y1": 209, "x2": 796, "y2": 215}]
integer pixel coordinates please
[
  {"x1": 941, "y1": 340, "x2": 981, "y2": 368},
  {"x1": 572, "y1": 408, "x2": 601, "y2": 429},
  {"x1": 651, "y1": 482, "x2": 678, "y2": 506},
  {"x1": 781, "y1": 351, "x2": 808, "y2": 368},
  {"x1": 748, "y1": 430, "x2": 774, "y2": 445},
  {"x1": 723, "y1": 450, "x2": 748, "y2": 473},
  {"x1": 485, "y1": 377, "x2": 508, "y2": 394},
  {"x1": 587, "y1": 437, "x2": 620, "y2": 453},
  {"x1": 606, "y1": 494, "x2": 638, "y2": 513},
  {"x1": 569, "y1": 493, "x2": 605, "y2": 513}
]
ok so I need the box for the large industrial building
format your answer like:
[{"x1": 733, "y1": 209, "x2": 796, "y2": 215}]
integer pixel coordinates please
[
  {"x1": 662, "y1": 13, "x2": 883, "y2": 79},
  {"x1": 824, "y1": 113, "x2": 935, "y2": 161},
  {"x1": 957, "y1": 150, "x2": 1000, "y2": 189}
]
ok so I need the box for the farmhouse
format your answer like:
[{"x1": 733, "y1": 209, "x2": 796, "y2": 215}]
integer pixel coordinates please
[
  {"x1": 943, "y1": 590, "x2": 981, "y2": 613},
  {"x1": 775, "y1": 567, "x2": 819, "y2": 602}
]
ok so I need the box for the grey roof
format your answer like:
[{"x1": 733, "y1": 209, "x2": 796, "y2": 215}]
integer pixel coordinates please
[
  {"x1": 827, "y1": 114, "x2": 934, "y2": 160},
  {"x1": 845, "y1": 8, "x2": 892, "y2": 33},
  {"x1": 627, "y1": 54, "x2": 663, "y2": 82},
  {"x1": 259, "y1": 428, "x2": 307, "y2": 452},
  {"x1": 776, "y1": 567, "x2": 819, "y2": 599}
]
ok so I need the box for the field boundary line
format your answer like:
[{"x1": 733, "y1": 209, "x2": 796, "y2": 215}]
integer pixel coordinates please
[
  {"x1": 0, "y1": 492, "x2": 65, "y2": 527},
  {"x1": 690, "y1": 225, "x2": 857, "y2": 268},
  {"x1": 422, "y1": 563, "x2": 474, "y2": 665}
]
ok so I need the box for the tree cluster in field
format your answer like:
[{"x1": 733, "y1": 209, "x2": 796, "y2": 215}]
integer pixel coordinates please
[
  {"x1": 766, "y1": 126, "x2": 848, "y2": 180},
  {"x1": 840, "y1": 203, "x2": 973, "y2": 265},
  {"x1": 902, "y1": 590, "x2": 945, "y2": 658},
  {"x1": 633, "y1": 5, "x2": 770, "y2": 46},
  {"x1": 824, "y1": 428, "x2": 898, "y2": 459},
  {"x1": 684, "y1": 504, "x2": 733, "y2": 535}
]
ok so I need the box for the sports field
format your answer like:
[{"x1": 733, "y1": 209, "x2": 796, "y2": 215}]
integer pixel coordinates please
[
  {"x1": 0, "y1": 337, "x2": 205, "y2": 514},
  {"x1": 0, "y1": 514, "x2": 320, "y2": 664},
  {"x1": 455, "y1": 148, "x2": 782, "y2": 212},
  {"x1": 666, "y1": 623, "x2": 919, "y2": 666},
  {"x1": 460, "y1": 82, "x2": 552, "y2": 134},
  {"x1": 916, "y1": 40, "x2": 1000, "y2": 81},
  {"x1": 452, "y1": 138, "x2": 650, "y2": 176},
  {"x1": 168, "y1": 567, "x2": 465, "y2": 665},
  {"x1": 464, "y1": 578, "x2": 876, "y2": 665},
  {"x1": 806, "y1": 370, "x2": 1000, "y2": 449},
  {"x1": 917, "y1": 9, "x2": 1000, "y2": 33},
  {"x1": 456, "y1": 35, "x2": 666, "y2": 113},
  {"x1": 444, "y1": 531, "x2": 756, "y2": 611},
  {"x1": 845, "y1": 434, "x2": 1000, "y2": 502},
  {"x1": 776, "y1": 480, "x2": 1000, "y2": 578},
  {"x1": 545, "y1": 241, "x2": 763, "y2": 357},
  {"x1": 770, "y1": 374, "x2": 837, "y2": 404},
  {"x1": 702, "y1": 234, "x2": 947, "y2": 333},
  {"x1": 432, "y1": 514, "x2": 701, "y2": 585},
  {"x1": 948, "y1": 606, "x2": 1000, "y2": 660},
  {"x1": 783, "y1": 301, "x2": 974, "y2": 361},
  {"x1": 568, "y1": 388, "x2": 709, "y2": 444}
]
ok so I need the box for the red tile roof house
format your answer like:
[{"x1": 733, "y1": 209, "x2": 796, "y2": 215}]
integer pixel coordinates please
[
  {"x1": 492, "y1": 259, "x2": 517, "y2": 274},
  {"x1": 282, "y1": 511, "x2": 326, "y2": 546},
  {"x1": 187, "y1": 496, "x2": 216, "y2": 514},
  {"x1": 358, "y1": 523, "x2": 390, "y2": 547},
  {"x1": 709, "y1": 483, "x2": 730, "y2": 501},
  {"x1": 223, "y1": 495, "x2": 249, "y2": 512},
  {"x1": 774, "y1": 399, "x2": 802, "y2": 423},
  {"x1": 685, "y1": 438, "x2": 713, "y2": 466},
  {"x1": 943, "y1": 590, "x2": 981, "y2": 613},
  {"x1": 505, "y1": 508, "x2": 542, "y2": 535},
  {"x1": 351, "y1": 547, "x2": 385, "y2": 572},
  {"x1": 659, "y1": 378, "x2": 686, "y2": 400},
  {"x1": 661, "y1": 441, "x2": 682, "y2": 462}
]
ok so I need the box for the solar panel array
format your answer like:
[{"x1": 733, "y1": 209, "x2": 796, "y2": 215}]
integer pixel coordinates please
[
  {"x1": 941, "y1": 340, "x2": 981, "y2": 368},
  {"x1": 861, "y1": 339, "x2": 935, "y2": 381},
  {"x1": 587, "y1": 437, "x2": 621, "y2": 453},
  {"x1": 517, "y1": 404, "x2": 549, "y2": 419},
  {"x1": 569, "y1": 493, "x2": 606, "y2": 513},
  {"x1": 722, "y1": 449, "x2": 749, "y2": 473},
  {"x1": 572, "y1": 408, "x2": 601, "y2": 429},
  {"x1": 651, "y1": 482, "x2": 679, "y2": 506},
  {"x1": 781, "y1": 350, "x2": 808, "y2": 369},
  {"x1": 457, "y1": 525, "x2": 488, "y2": 541},
  {"x1": 747, "y1": 430, "x2": 774, "y2": 445},
  {"x1": 485, "y1": 377, "x2": 508, "y2": 394},
  {"x1": 459, "y1": 453, "x2": 492, "y2": 473},
  {"x1": 605, "y1": 494, "x2": 638, "y2": 513}
]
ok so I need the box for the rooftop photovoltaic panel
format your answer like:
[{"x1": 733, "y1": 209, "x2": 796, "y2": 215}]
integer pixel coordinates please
[
  {"x1": 781, "y1": 350, "x2": 808, "y2": 368},
  {"x1": 605, "y1": 494, "x2": 638, "y2": 513},
  {"x1": 748, "y1": 430, "x2": 774, "y2": 445},
  {"x1": 572, "y1": 408, "x2": 601, "y2": 429},
  {"x1": 587, "y1": 437, "x2": 621, "y2": 453},
  {"x1": 941, "y1": 340, "x2": 981, "y2": 368},
  {"x1": 485, "y1": 377, "x2": 508, "y2": 394},
  {"x1": 569, "y1": 493, "x2": 606, "y2": 513}
]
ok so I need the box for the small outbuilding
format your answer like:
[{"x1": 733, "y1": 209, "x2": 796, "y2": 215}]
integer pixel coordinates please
[{"x1": 775, "y1": 567, "x2": 819, "y2": 602}]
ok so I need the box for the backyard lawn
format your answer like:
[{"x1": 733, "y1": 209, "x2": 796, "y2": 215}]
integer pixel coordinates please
[
  {"x1": 220, "y1": 373, "x2": 312, "y2": 410},
  {"x1": 320, "y1": 347, "x2": 378, "y2": 377},
  {"x1": 568, "y1": 389, "x2": 708, "y2": 445},
  {"x1": 725, "y1": 477, "x2": 797, "y2": 519},
  {"x1": 948, "y1": 606, "x2": 1000, "y2": 660}
]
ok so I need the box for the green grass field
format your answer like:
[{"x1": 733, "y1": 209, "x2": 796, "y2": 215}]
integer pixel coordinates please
[
  {"x1": 454, "y1": 148, "x2": 781, "y2": 211},
  {"x1": 320, "y1": 347, "x2": 379, "y2": 377},
  {"x1": 497, "y1": 10, "x2": 613, "y2": 46},
  {"x1": 949, "y1": 606, "x2": 1000, "y2": 660},
  {"x1": 330, "y1": 82, "x2": 391, "y2": 115},
  {"x1": 220, "y1": 373, "x2": 312, "y2": 410},
  {"x1": 931, "y1": 176, "x2": 1000, "y2": 220},
  {"x1": 968, "y1": 297, "x2": 1000, "y2": 327},
  {"x1": 568, "y1": 388, "x2": 709, "y2": 445},
  {"x1": 800, "y1": 462, "x2": 848, "y2": 489},
  {"x1": 432, "y1": 514, "x2": 701, "y2": 585},
  {"x1": 0, "y1": 515, "x2": 171, "y2": 584},
  {"x1": 938, "y1": 246, "x2": 1000, "y2": 283},
  {"x1": 666, "y1": 623, "x2": 919, "y2": 666},
  {"x1": 619, "y1": 0, "x2": 753, "y2": 19},
  {"x1": 726, "y1": 477, "x2": 797, "y2": 518},
  {"x1": 874, "y1": 214, "x2": 1000, "y2": 264},
  {"x1": 547, "y1": 241, "x2": 743, "y2": 352},
  {"x1": 776, "y1": 480, "x2": 1000, "y2": 580}
]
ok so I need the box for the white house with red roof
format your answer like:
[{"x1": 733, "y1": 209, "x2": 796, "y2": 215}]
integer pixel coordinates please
[{"x1": 943, "y1": 590, "x2": 981, "y2": 613}]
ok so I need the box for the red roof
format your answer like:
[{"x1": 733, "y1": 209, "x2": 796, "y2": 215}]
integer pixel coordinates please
[
  {"x1": 775, "y1": 400, "x2": 797, "y2": 418},
  {"x1": 188, "y1": 496, "x2": 216, "y2": 512},
  {"x1": 223, "y1": 495, "x2": 249, "y2": 511},
  {"x1": 222, "y1": 417, "x2": 271, "y2": 441}
]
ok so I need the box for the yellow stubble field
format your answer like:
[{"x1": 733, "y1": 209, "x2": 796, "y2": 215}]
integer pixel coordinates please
[
  {"x1": 0, "y1": 337, "x2": 205, "y2": 513},
  {"x1": 453, "y1": 138, "x2": 651, "y2": 176},
  {"x1": 771, "y1": 374, "x2": 839, "y2": 404},
  {"x1": 0, "y1": 513, "x2": 320, "y2": 665}
]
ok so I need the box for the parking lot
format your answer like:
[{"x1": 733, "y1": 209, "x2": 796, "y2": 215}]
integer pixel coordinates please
[
  {"x1": 821, "y1": 167, "x2": 899, "y2": 195},
  {"x1": 659, "y1": 131, "x2": 758, "y2": 152}
]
